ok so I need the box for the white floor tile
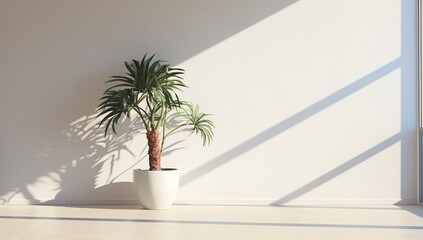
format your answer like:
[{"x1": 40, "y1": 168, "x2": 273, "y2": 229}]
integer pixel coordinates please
[{"x1": 0, "y1": 205, "x2": 421, "y2": 240}]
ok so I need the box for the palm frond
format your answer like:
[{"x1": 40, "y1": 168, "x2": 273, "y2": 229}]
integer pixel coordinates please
[
  {"x1": 96, "y1": 89, "x2": 137, "y2": 135},
  {"x1": 178, "y1": 102, "x2": 215, "y2": 146},
  {"x1": 97, "y1": 54, "x2": 214, "y2": 150}
]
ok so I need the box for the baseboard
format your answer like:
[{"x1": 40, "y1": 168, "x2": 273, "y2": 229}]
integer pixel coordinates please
[
  {"x1": 3, "y1": 199, "x2": 139, "y2": 205},
  {"x1": 3, "y1": 198, "x2": 419, "y2": 205},
  {"x1": 175, "y1": 198, "x2": 420, "y2": 205}
]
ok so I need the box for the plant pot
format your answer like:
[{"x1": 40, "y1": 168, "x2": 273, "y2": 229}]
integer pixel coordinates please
[{"x1": 133, "y1": 168, "x2": 179, "y2": 210}]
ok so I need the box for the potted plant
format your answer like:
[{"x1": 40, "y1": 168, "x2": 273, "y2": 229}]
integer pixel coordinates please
[{"x1": 96, "y1": 54, "x2": 214, "y2": 209}]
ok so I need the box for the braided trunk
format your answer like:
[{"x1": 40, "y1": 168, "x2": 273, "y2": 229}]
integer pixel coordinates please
[{"x1": 147, "y1": 130, "x2": 161, "y2": 171}]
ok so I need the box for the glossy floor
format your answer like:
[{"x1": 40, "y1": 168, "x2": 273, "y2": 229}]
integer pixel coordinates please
[{"x1": 0, "y1": 204, "x2": 422, "y2": 240}]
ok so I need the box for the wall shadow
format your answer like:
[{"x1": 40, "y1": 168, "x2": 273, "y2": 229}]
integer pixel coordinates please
[
  {"x1": 178, "y1": 0, "x2": 417, "y2": 205},
  {"x1": 125, "y1": 0, "x2": 299, "y2": 64},
  {"x1": 180, "y1": 59, "x2": 401, "y2": 187},
  {"x1": 270, "y1": 0, "x2": 416, "y2": 206},
  {"x1": 0, "y1": 0, "x2": 298, "y2": 203},
  {"x1": 272, "y1": 133, "x2": 402, "y2": 205},
  {"x1": 42, "y1": 116, "x2": 142, "y2": 204}
]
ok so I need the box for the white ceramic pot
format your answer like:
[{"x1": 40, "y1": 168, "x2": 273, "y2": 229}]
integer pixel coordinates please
[{"x1": 133, "y1": 168, "x2": 179, "y2": 210}]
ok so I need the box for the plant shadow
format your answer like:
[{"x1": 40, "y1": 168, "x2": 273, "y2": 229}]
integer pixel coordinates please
[{"x1": 42, "y1": 115, "x2": 143, "y2": 204}]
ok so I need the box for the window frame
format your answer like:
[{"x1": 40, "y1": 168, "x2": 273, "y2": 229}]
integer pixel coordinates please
[{"x1": 418, "y1": 0, "x2": 422, "y2": 204}]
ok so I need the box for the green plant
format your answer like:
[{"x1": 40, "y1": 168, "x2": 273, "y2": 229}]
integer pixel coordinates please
[{"x1": 96, "y1": 54, "x2": 214, "y2": 171}]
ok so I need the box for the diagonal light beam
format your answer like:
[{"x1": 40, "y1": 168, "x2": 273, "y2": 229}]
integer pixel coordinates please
[
  {"x1": 272, "y1": 133, "x2": 402, "y2": 205},
  {"x1": 181, "y1": 59, "x2": 401, "y2": 187}
]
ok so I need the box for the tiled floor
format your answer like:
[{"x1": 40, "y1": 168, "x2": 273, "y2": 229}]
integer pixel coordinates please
[{"x1": 0, "y1": 204, "x2": 422, "y2": 240}]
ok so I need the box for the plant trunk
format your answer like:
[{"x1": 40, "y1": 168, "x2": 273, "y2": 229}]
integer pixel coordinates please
[{"x1": 147, "y1": 130, "x2": 161, "y2": 171}]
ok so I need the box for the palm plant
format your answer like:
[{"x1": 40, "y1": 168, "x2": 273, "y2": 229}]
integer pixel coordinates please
[{"x1": 96, "y1": 55, "x2": 214, "y2": 171}]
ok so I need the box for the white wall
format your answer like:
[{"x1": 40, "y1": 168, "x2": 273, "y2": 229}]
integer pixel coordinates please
[{"x1": 0, "y1": 0, "x2": 417, "y2": 205}]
